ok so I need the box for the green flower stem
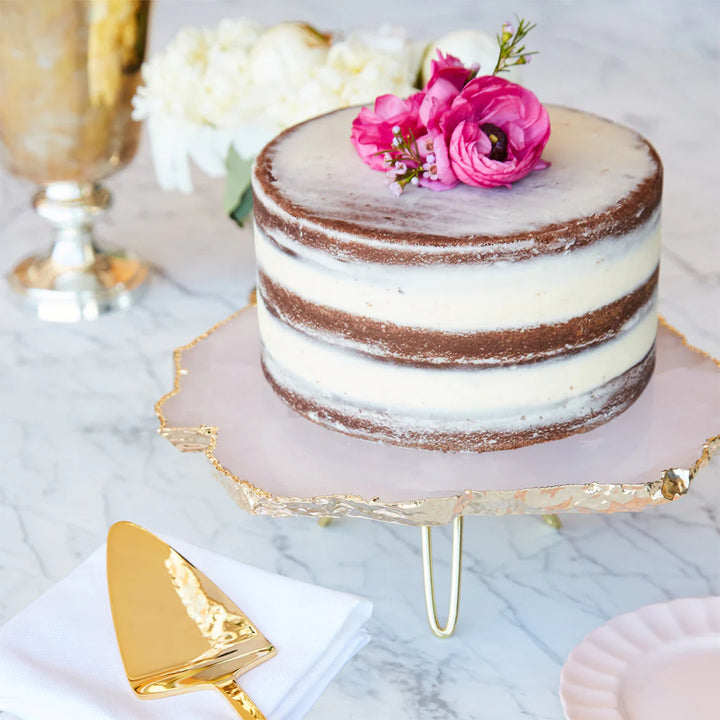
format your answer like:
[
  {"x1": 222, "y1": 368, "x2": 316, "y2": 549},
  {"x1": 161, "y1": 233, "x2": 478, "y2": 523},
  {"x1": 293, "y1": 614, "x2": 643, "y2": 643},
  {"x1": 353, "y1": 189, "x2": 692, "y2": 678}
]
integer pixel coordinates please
[{"x1": 493, "y1": 16, "x2": 539, "y2": 76}]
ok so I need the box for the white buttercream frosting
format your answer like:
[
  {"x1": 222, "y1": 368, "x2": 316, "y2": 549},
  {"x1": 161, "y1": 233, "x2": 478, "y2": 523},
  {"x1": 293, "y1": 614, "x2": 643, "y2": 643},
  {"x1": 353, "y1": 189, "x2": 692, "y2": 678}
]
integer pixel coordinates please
[
  {"x1": 256, "y1": 213, "x2": 660, "y2": 331},
  {"x1": 258, "y1": 295, "x2": 656, "y2": 422}
]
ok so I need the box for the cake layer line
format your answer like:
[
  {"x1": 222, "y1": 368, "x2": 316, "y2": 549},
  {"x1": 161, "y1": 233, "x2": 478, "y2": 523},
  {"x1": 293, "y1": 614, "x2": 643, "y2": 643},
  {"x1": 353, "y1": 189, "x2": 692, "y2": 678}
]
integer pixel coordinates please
[
  {"x1": 255, "y1": 216, "x2": 661, "y2": 331},
  {"x1": 258, "y1": 267, "x2": 658, "y2": 367},
  {"x1": 252, "y1": 195, "x2": 535, "y2": 265},
  {"x1": 261, "y1": 346, "x2": 655, "y2": 452},
  {"x1": 257, "y1": 296, "x2": 657, "y2": 414}
]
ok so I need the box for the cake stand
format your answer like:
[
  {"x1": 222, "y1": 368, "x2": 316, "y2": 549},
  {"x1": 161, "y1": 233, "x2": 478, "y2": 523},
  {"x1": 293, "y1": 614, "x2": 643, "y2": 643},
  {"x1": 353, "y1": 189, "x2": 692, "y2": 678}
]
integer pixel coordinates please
[{"x1": 155, "y1": 302, "x2": 719, "y2": 637}]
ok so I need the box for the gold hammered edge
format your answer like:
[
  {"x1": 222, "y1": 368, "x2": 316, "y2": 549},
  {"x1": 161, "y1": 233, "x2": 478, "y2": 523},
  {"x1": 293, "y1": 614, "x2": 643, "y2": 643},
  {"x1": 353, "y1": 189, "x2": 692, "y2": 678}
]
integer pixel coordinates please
[{"x1": 154, "y1": 308, "x2": 720, "y2": 526}]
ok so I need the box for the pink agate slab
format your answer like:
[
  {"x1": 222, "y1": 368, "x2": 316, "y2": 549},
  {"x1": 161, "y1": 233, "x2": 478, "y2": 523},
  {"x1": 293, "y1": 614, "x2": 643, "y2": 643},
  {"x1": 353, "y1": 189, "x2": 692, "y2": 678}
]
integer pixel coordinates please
[{"x1": 156, "y1": 307, "x2": 719, "y2": 525}]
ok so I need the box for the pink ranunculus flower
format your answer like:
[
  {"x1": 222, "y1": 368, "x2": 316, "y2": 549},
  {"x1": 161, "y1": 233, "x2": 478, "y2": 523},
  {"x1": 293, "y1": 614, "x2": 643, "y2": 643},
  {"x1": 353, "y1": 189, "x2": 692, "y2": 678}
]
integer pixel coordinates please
[
  {"x1": 427, "y1": 50, "x2": 468, "y2": 78},
  {"x1": 350, "y1": 92, "x2": 425, "y2": 171},
  {"x1": 418, "y1": 53, "x2": 472, "y2": 133},
  {"x1": 351, "y1": 56, "x2": 550, "y2": 195},
  {"x1": 433, "y1": 75, "x2": 550, "y2": 189},
  {"x1": 410, "y1": 54, "x2": 474, "y2": 191}
]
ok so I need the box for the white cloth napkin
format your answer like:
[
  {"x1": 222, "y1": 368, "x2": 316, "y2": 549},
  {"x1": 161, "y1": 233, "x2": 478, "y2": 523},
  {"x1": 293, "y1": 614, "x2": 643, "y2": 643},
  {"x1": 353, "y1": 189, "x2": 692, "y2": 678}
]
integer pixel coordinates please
[{"x1": 0, "y1": 535, "x2": 372, "y2": 720}]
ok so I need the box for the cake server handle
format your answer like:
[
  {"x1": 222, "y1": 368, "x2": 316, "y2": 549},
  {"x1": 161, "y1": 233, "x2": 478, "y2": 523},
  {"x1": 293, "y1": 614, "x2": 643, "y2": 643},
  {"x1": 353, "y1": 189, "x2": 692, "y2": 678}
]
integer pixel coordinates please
[{"x1": 214, "y1": 677, "x2": 267, "y2": 720}]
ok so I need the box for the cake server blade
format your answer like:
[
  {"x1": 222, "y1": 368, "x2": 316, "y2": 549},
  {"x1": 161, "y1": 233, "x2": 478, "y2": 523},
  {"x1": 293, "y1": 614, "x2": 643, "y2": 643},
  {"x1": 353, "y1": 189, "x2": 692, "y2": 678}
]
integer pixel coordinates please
[{"x1": 106, "y1": 521, "x2": 275, "y2": 719}]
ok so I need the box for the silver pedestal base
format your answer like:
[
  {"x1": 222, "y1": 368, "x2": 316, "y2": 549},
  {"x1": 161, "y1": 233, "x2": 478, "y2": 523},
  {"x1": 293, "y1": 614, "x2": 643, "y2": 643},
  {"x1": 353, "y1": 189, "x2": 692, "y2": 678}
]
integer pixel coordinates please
[
  {"x1": 9, "y1": 249, "x2": 149, "y2": 322},
  {"x1": 7, "y1": 181, "x2": 150, "y2": 322}
]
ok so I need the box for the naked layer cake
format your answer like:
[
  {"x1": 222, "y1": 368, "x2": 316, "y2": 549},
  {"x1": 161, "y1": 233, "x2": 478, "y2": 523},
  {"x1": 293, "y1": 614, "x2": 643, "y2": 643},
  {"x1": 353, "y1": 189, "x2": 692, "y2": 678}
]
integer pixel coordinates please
[{"x1": 251, "y1": 104, "x2": 662, "y2": 452}]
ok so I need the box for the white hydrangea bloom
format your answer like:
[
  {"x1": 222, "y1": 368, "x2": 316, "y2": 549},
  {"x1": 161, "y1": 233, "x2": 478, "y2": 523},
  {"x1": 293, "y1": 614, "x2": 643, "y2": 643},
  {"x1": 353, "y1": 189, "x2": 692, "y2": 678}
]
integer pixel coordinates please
[{"x1": 133, "y1": 20, "x2": 421, "y2": 191}]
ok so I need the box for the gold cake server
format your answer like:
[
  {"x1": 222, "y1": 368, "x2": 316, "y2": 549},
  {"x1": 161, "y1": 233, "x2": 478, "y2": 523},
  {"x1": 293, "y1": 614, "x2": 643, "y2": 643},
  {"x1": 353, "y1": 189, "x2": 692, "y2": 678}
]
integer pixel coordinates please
[{"x1": 107, "y1": 521, "x2": 276, "y2": 719}]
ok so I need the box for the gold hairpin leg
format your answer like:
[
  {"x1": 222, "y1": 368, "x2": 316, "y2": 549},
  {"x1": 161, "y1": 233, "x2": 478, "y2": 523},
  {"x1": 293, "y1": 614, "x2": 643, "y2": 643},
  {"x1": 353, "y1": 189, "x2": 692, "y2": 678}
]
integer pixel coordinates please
[{"x1": 421, "y1": 515, "x2": 463, "y2": 638}]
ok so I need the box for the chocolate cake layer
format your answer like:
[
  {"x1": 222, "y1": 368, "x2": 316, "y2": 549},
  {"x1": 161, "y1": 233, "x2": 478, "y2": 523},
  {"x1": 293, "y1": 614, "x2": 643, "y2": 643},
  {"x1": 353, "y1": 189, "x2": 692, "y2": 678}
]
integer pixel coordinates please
[
  {"x1": 258, "y1": 267, "x2": 658, "y2": 367},
  {"x1": 261, "y1": 346, "x2": 656, "y2": 452}
]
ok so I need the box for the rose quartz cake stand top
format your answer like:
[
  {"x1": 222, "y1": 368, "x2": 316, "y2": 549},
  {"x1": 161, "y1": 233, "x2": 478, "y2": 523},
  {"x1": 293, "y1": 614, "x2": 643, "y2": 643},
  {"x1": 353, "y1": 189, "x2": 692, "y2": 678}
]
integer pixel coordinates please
[{"x1": 156, "y1": 306, "x2": 719, "y2": 525}]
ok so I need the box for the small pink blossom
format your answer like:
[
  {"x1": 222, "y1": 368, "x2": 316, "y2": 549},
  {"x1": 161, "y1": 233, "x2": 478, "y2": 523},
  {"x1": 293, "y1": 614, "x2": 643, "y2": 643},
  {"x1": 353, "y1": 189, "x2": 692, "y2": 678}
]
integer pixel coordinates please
[
  {"x1": 387, "y1": 180, "x2": 403, "y2": 197},
  {"x1": 416, "y1": 127, "x2": 459, "y2": 191}
]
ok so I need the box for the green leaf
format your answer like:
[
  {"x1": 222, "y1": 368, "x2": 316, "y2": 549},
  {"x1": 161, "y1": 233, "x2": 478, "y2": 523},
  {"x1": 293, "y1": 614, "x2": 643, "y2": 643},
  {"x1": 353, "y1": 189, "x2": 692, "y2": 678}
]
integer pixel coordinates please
[
  {"x1": 224, "y1": 145, "x2": 254, "y2": 226},
  {"x1": 229, "y1": 184, "x2": 254, "y2": 227}
]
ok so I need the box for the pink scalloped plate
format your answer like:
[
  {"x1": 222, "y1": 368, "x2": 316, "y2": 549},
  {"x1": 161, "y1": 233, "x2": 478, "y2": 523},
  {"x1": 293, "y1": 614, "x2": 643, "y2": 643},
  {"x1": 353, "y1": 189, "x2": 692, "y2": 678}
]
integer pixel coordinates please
[{"x1": 559, "y1": 597, "x2": 720, "y2": 720}]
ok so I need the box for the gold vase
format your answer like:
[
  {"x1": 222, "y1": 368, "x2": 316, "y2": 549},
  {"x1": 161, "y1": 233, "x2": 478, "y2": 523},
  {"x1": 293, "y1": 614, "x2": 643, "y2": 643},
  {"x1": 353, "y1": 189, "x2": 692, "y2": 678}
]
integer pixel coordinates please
[{"x1": 1, "y1": 0, "x2": 152, "y2": 321}]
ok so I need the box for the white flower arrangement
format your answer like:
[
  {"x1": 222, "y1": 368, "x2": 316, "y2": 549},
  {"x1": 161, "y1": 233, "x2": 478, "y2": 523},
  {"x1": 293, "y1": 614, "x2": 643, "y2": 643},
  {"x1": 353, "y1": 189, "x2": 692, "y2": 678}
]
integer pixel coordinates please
[{"x1": 132, "y1": 20, "x2": 423, "y2": 193}]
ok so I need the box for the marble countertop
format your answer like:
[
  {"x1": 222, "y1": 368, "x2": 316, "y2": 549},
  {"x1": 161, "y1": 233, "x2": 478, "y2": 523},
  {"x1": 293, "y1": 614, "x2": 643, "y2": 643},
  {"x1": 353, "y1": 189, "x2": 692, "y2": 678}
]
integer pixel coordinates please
[{"x1": 1, "y1": 1, "x2": 718, "y2": 719}]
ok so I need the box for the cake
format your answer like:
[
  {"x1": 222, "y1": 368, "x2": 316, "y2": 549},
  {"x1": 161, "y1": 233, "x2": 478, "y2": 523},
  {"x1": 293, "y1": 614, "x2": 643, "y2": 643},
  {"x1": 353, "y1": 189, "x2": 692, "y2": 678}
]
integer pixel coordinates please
[{"x1": 251, "y1": 104, "x2": 662, "y2": 452}]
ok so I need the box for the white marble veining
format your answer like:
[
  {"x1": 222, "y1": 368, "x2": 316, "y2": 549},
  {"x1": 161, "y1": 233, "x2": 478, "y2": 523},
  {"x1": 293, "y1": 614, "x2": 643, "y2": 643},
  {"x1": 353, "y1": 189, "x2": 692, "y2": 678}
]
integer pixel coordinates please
[{"x1": 1, "y1": 2, "x2": 718, "y2": 720}]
